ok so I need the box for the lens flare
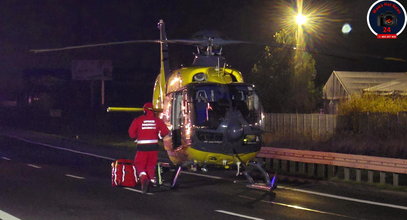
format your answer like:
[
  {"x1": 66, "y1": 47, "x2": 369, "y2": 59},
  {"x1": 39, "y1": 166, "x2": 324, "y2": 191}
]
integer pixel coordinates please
[
  {"x1": 342, "y1": 23, "x2": 352, "y2": 34},
  {"x1": 296, "y1": 14, "x2": 307, "y2": 25},
  {"x1": 273, "y1": 0, "x2": 349, "y2": 45}
]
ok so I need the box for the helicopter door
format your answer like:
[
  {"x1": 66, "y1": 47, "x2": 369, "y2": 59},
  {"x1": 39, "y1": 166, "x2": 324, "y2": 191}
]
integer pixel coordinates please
[{"x1": 171, "y1": 91, "x2": 183, "y2": 148}]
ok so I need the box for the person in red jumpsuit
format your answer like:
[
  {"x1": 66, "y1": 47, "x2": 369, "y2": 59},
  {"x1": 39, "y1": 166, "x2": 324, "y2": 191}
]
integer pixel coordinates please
[{"x1": 128, "y1": 102, "x2": 170, "y2": 193}]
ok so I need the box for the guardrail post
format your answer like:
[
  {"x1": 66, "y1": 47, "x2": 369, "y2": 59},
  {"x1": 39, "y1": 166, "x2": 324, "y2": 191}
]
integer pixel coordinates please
[
  {"x1": 317, "y1": 164, "x2": 326, "y2": 178},
  {"x1": 281, "y1": 160, "x2": 288, "y2": 173},
  {"x1": 356, "y1": 169, "x2": 361, "y2": 182},
  {"x1": 368, "y1": 171, "x2": 374, "y2": 184},
  {"x1": 327, "y1": 165, "x2": 336, "y2": 179},
  {"x1": 393, "y1": 173, "x2": 399, "y2": 187},
  {"x1": 380, "y1": 172, "x2": 386, "y2": 185},
  {"x1": 273, "y1": 159, "x2": 280, "y2": 172},
  {"x1": 308, "y1": 163, "x2": 316, "y2": 177},
  {"x1": 265, "y1": 158, "x2": 271, "y2": 171},
  {"x1": 344, "y1": 168, "x2": 350, "y2": 181},
  {"x1": 289, "y1": 161, "x2": 296, "y2": 174},
  {"x1": 299, "y1": 162, "x2": 306, "y2": 175}
]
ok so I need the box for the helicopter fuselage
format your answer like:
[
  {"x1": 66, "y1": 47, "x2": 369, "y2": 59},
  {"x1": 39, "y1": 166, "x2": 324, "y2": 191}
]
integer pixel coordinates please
[{"x1": 158, "y1": 66, "x2": 265, "y2": 167}]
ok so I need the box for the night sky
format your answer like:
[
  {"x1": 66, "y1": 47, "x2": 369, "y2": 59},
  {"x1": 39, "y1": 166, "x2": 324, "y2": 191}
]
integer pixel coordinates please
[{"x1": 0, "y1": 0, "x2": 406, "y2": 105}]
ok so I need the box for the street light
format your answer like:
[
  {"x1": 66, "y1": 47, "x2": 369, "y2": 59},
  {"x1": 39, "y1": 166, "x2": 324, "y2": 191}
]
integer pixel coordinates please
[
  {"x1": 295, "y1": 13, "x2": 307, "y2": 49},
  {"x1": 277, "y1": 0, "x2": 340, "y2": 46},
  {"x1": 296, "y1": 14, "x2": 307, "y2": 26}
]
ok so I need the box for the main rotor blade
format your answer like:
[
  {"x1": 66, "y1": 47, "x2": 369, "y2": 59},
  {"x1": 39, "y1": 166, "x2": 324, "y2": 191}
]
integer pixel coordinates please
[
  {"x1": 166, "y1": 39, "x2": 207, "y2": 45},
  {"x1": 30, "y1": 40, "x2": 161, "y2": 53},
  {"x1": 167, "y1": 39, "x2": 251, "y2": 46},
  {"x1": 30, "y1": 38, "x2": 252, "y2": 53},
  {"x1": 211, "y1": 39, "x2": 251, "y2": 45}
]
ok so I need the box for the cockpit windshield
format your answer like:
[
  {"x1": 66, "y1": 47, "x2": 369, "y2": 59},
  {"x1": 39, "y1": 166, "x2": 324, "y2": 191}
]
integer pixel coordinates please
[
  {"x1": 192, "y1": 85, "x2": 229, "y2": 128},
  {"x1": 229, "y1": 84, "x2": 262, "y2": 124},
  {"x1": 191, "y1": 84, "x2": 262, "y2": 128}
]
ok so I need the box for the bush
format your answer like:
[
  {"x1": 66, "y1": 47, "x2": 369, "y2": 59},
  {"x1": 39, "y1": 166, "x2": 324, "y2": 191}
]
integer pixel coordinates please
[
  {"x1": 337, "y1": 95, "x2": 407, "y2": 137},
  {"x1": 338, "y1": 94, "x2": 407, "y2": 115}
]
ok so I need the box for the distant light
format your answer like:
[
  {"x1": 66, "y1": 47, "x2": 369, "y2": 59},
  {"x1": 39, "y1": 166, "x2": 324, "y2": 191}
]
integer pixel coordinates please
[
  {"x1": 342, "y1": 23, "x2": 352, "y2": 34},
  {"x1": 296, "y1": 14, "x2": 307, "y2": 25}
]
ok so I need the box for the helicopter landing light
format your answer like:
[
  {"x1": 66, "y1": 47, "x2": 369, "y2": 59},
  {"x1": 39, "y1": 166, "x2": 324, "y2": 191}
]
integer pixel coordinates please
[
  {"x1": 243, "y1": 135, "x2": 260, "y2": 144},
  {"x1": 246, "y1": 183, "x2": 273, "y2": 192}
]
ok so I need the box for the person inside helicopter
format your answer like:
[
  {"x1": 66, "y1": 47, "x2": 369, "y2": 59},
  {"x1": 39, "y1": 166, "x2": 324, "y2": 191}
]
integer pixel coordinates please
[
  {"x1": 193, "y1": 86, "x2": 229, "y2": 129},
  {"x1": 229, "y1": 84, "x2": 262, "y2": 125}
]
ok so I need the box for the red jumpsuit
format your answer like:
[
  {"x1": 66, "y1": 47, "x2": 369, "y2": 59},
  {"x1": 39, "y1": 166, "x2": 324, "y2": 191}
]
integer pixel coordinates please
[{"x1": 128, "y1": 103, "x2": 169, "y2": 185}]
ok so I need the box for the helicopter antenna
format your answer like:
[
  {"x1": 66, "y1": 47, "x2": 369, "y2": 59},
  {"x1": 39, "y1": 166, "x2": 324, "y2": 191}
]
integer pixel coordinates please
[
  {"x1": 206, "y1": 38, "x2": 214, "y2": 56},
  {"x1": 222, "y1": 61, "x2": 226, "y2": 76},
  {"x1": 215, "y1": 57, "x2": 220, "y2": 72}
]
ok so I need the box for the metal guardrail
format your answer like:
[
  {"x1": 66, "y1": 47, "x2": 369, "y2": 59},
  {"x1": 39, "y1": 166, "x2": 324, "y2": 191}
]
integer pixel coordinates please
[{"x1": 257, "y1": 147, "x2": 407, "y2": 186}]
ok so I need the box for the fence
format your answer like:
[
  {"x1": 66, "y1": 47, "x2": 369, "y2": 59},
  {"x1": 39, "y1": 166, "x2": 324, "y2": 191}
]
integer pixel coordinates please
[{"x1": 263, "y1": 113, "x2": 338, "y2": 141}]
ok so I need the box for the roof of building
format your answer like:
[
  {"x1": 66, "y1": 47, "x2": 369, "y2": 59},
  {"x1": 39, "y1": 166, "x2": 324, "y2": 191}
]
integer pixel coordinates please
[
  {"x1": 332, "y1": 71, "x2": 407, "y2": 96},
  {"x1": 363, "y1": 75, "x2": 407, "y2": 95}
]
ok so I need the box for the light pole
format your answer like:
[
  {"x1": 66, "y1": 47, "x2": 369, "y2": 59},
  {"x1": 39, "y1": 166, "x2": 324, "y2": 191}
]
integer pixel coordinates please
[{"x1": 295, "y1": 13, "x2": 307, "y2": 49}]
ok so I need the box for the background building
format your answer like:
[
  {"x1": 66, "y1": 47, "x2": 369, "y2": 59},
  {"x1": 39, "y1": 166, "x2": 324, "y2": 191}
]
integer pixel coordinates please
[{"x1": 323, "y1": 71, "x2": 407, "y2": 113}]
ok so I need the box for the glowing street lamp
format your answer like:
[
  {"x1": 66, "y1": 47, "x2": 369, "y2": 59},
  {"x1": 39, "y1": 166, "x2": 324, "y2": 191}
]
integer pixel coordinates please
[
  {"x1": 296, "y1": 14, "x2": 307, "y2": 26},
  {"x1": 295, "y1": 13, "x2": 307, "y2": 49},
  {"x1": 277, "y1": 0, "x2": 341, "y2": 49}
]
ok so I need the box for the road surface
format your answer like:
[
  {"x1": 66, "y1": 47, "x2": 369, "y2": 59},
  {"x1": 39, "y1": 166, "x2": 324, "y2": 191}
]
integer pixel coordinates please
[{"x1": 0, "y1": 133, "x2": 406, "y2": 220}]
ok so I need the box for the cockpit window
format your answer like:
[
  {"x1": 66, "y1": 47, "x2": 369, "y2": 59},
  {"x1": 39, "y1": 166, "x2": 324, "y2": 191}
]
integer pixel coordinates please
[
  {"x1": 192, "y1": 85, "x2": 229, "y2": 128},
  {"x1": 229, "y1": 85, "x2": 261, "y2": 124},
  {"x1": 191, "y1": 84, "x2": 263, "y2": 128}
]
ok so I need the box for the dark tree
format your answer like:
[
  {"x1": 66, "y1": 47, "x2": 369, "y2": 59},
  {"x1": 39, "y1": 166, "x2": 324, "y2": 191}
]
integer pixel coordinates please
[{"x1": 248, "y1": 29, "x2": 319, "y2": 113}]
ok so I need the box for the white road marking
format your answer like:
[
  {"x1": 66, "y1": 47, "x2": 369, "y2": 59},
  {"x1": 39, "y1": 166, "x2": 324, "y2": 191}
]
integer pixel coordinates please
[
  {"x1": 124, "y1": 187, "x2": 154, "y2": 195},
  {"x1": 5, "y1": 135, "x2": 115, "y2": 161},
  {"x1": 215, "y1": 210, "x2": 264, "y2": 220},
  {"x1": 2, "y1": 156, "x2": 11, "y2": 160},
  {"x1": 27, "y1": 164, "x2": 42, "y2": 169},
  {"x1": 65, "y1": 174, "x2": 86, "y2": 180},
  {"x1": 182, "y1": 171, "x2": 223, "y2": 180},
  {"x1": 278, "y1": 185, "x2": 407, "y2": 211},
  {"x1": 0, "y1": 210, "x2": 21, "y2": 220},
  {"x1": 182, "y1": 169, "x2": 407, "y2": 212},
  {"x1": 239, "y1": 195, "x2": 354, "y2": 219}
]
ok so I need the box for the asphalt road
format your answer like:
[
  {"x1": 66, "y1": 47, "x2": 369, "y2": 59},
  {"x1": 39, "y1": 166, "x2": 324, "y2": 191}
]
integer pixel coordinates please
[{"x1": 1, "y1": 135, "x2": 407, "y2": 220}]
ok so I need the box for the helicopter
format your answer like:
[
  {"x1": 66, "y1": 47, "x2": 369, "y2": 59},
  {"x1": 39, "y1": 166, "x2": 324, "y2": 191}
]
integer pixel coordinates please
[{"x1": 31, "y1": 19, "x2": 277, "y2": 191}]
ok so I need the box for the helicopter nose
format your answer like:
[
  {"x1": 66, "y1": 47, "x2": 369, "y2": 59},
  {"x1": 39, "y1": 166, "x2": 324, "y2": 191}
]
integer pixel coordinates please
[{"x1": 227, "y1": 120, "x2": 243, "y2": 141}]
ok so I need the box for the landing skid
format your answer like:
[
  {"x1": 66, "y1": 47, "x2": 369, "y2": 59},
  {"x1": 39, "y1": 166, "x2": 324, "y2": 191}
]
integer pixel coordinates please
[
  {"x1": 240, "y1": 160, "x2": 278, "y2": 192},
  {"x1": 155, "y1": 160, "x2": 278, "y2": 192},
  {"x1": 156, "y1": 162, "x2": 182, "y2": 189}
]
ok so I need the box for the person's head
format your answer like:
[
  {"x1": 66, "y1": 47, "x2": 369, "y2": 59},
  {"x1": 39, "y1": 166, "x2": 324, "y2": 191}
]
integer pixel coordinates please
[{"x1": 143, "y1": 102, "x2": 153, "y2": 114}]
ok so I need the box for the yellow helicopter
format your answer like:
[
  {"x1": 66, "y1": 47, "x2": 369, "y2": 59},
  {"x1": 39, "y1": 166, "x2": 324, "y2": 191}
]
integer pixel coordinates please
[{"x1": 31, "y1": 19, "x2": 276, "y2": 191}]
